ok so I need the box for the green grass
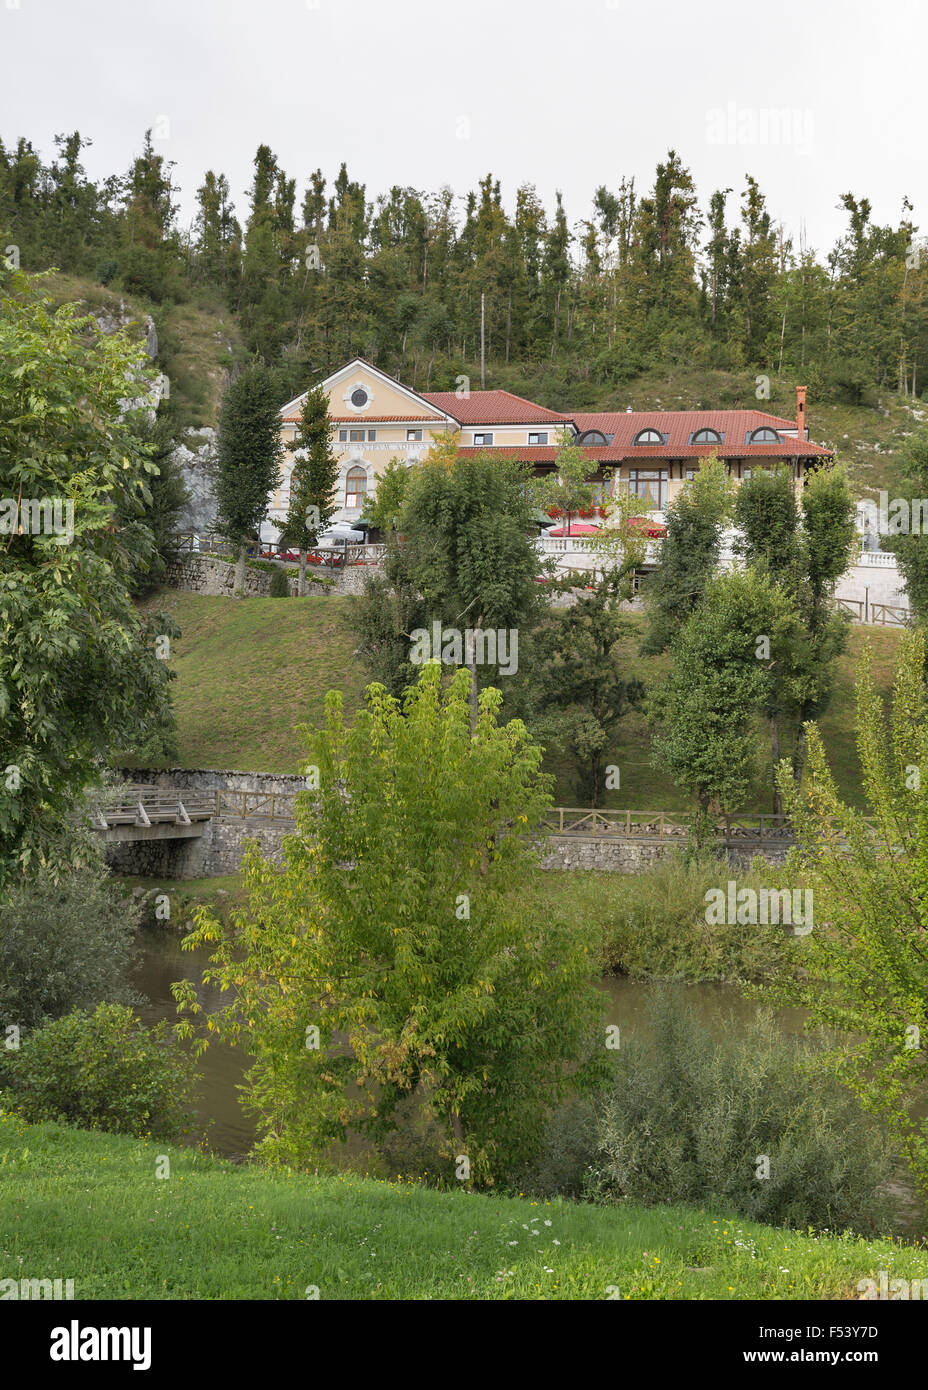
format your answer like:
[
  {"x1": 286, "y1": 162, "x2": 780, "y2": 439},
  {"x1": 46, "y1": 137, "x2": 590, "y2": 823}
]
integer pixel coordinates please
[
  {"x1": 135, "y1": 592, "x2": 903, "y2": 809},
  {"x1": 1, "y1": 1112, "x2": 923, "y2": 1300},
  {"x1": 135, "y1": 592, "x2": 366, "y2": 772}
]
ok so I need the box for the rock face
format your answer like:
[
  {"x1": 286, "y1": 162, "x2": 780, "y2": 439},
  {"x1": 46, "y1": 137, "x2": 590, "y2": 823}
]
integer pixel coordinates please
[{"x1": 172, "y1": 428, "x2": 219, "y2": 533}]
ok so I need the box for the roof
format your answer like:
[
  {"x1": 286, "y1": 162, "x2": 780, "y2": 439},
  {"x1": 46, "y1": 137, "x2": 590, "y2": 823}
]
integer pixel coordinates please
[
  {"x1": 422, "y1": 389, "x2": 574, "y2": 426},
  {"x1": 570, "y1": 409, "x2": 833, "y2": 458}
]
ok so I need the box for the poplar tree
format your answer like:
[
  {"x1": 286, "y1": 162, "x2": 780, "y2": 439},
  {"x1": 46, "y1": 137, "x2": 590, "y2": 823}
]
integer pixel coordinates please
[
  {"x1": 215, "y1": 364, "x2": 282, "y2": 595},
  {"x1": 278, "y1": 384, "x2": 338, "y2": 595}
]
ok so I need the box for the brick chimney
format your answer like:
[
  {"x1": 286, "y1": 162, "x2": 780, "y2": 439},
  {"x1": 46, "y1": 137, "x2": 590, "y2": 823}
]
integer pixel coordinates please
[{"x1": 796, "y1": 385, "x2": 807, "y2": 443}]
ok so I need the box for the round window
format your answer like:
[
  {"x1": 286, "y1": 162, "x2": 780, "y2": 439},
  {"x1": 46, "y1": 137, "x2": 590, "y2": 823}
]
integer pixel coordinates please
[{"x1": 350, "y1": 387, "x2": 368, "y2": 408}]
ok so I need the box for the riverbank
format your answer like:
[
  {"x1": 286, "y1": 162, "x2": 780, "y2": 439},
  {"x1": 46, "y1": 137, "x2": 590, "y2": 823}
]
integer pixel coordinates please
[{"x1": 2, "y1": 1111, "x2": 924, "y2": 1300}]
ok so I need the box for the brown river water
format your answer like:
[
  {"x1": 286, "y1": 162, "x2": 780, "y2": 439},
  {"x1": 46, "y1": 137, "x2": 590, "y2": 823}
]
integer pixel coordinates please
[{"x1": 133, "y1": 929, "x2": 808, "y2": 1163}]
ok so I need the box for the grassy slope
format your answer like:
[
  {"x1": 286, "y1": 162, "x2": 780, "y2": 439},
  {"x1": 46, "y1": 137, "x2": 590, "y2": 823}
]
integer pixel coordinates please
[
  {"x1": 1, "y1": 1113, "x2": 921, "y2": 1300},
  {"x1": 139, "y1": 590, "x2": 901, "y2": 812},
  {"x1": 136, "y1": 592, "x2": 367, "y2": 772}
]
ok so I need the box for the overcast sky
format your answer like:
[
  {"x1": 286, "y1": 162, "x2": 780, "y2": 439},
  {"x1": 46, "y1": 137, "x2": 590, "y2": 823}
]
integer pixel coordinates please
[{"x1": 2, "y1": 0, "x2": 925, "y2": 262}]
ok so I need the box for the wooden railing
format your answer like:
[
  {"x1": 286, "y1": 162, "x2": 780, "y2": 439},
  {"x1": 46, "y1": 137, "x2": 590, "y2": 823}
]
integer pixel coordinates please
[
  {"x1": 90, "y1": 784, "x2": 216, "y2": 831},
  {"x1": 539, "y1": 808, "x2": 796, "y2": 844}
]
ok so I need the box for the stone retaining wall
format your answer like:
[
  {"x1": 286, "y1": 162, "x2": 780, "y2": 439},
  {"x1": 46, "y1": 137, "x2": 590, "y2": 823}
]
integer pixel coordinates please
[
  {"x1": 107, "y1": 769, "x2": 791, "y2": 879},
  {"x1": 164, "y1": 552, "x2": 380, "y2": 598}
]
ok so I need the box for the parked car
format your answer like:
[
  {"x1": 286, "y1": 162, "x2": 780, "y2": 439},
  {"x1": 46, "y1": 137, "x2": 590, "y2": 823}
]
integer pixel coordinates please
[{"x1": 315, "y1": 525, "x2": 365, "y2": 546}]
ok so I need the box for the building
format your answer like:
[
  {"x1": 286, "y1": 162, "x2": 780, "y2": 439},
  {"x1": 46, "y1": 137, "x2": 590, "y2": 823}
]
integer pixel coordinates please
[{"x1": 271, "y1": 362, "x2": 833, "y2": 539}]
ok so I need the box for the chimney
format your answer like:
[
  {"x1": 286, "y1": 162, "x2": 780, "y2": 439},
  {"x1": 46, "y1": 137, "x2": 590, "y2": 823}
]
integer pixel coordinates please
[{"x1": 796, "y1": 385, "x2": 807, "y2": 443}]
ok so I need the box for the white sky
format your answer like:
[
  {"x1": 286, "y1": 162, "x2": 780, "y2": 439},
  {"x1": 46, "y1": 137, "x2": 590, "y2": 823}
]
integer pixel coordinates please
[{"x1": 2, "y1": 0, "x2": 926, "y2": 262}]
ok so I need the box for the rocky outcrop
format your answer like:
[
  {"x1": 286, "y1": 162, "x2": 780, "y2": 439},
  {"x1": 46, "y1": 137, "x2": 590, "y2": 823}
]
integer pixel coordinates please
[{"x1": 173, "y1": 428, "x2": 219, "y2": 532}]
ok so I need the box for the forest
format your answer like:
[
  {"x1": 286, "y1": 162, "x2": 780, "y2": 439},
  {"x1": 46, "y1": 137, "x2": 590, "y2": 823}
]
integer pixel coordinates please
[{"x1": 2, "y1": 129, "x2": 927, "y2": 415}]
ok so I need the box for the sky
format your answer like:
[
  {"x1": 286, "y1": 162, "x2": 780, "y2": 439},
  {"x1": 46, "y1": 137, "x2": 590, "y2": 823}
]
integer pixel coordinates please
[{"x1": 2, "y1": 0, "x2": 926, "y2": 262}]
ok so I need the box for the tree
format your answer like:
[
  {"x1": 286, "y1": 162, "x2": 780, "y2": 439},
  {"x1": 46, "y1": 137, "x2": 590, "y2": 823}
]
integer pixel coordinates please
[
  {"x1": 736, "y1": 463, "x2": 856, "y2": 794},
  {"x1": 176, "y1": 665, "x2": 606, "y2": 1185},
  {"x1": 277, "y1": 384, "x2": 338, "y2": 595},
  {"x1": 771, "y1": 629, "x2": 928, "y2": 1200},
  {"x1": 650, "y1": 567, "x2": 799, "y2": 828},
  {"x1": 889, "y1": 428, "x2": 928, "y2": 622},
  {"x1": 397, "y1": 450, "x2": 542, "y2": 727},
  {"x1": 361, "y1": 456, "x2": 409, "y2": 533},
  {"x1": 533, "y1": 568, "x2": 645, "y2": 804},
  {"x1": 0, "y1": 271, "x2": 178, "y2": 882},
  {"x1": 214, "y1": 364, "x2": 283, "y2": 595},
  {"x1": 641, "y1": 455, "x2": 733, "y2": 655},
  {"x1": 535, "y1": 431, "x2": 595, "y2": 537}
]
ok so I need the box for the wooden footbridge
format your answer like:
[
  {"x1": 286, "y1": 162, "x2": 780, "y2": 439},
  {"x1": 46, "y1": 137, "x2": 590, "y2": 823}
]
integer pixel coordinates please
[{"x1": 89, "y1": 785, "x2": 796, "y2": 851}]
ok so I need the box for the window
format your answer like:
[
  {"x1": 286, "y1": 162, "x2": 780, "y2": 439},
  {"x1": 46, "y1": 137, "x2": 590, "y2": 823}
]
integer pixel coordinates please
[
  {"x1": 349, "y1": 429, "x2": 365, "y2": 441},
  {"x1": 692, "y1": 428, "x2": 722, "y2": 444},
  {"x1": 345, "y1": 466, "x2": 368, "y2": 507},
  {"x1": 627, "y1": 468, "x2": 668, "y2": 509},
  {"x1": 350, "y1": 387, "x2": 369, "y2": 408},
  {"x1": 407, "y1": 429, "x2": 422, "y2": 442},
  {"x1": 367, "y1": 430, "x2": 376, "y2": 442},
  {"x1": 633, "y1": 428, "x2": 664, "y2": 445},
  {"x1": 576, "y1": 429, "x2": 608, "y2": 446},
  {"x1": 528, "y1": 431, "x2": 548, "y2": 445},
  {"x1": 473, "y1": 432, "x2": 494, "y2": 446},
  {"x1": 590, "y1": 478, "x2": 614, "y2": 505},
  {"x1": 339, "y1": 429, "x2": 348, "y2": 442},
  {"x1": 750, "y1": 427, "x2": 780, "y2": 444},
  {"x1": 684, "y1": 467, "x2": 696, "y2": 480}
]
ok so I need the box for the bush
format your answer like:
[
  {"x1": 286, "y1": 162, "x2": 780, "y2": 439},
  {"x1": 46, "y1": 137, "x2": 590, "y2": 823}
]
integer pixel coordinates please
[
  {"x1": 593, "y1": 851, "x2": 796, "y2": 982},
  {"x1": 523, "y1": 993, "x2": 898, "y2": 1237},
  {"x1": 0, "y1": 1003, "x2": 197, "y2": 1140},
  {"x1": 0, "y1": 861, "x2": 142, "y2": 1030},
  {"x1": 268, "y1": 566, "x2": 290, "y2": 597}
]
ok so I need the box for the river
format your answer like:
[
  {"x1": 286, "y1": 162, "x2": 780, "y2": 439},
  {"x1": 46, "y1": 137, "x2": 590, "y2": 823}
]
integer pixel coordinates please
[{"x1": 133, "y1": 929, "x2": 808, "y2": 1163}]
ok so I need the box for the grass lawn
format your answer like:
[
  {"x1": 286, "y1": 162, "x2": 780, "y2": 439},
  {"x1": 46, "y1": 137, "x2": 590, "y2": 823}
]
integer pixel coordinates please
[
  {"x1": 133, "y1": 591, "x2": 903, "y2": 812},
  {"x1": 1, "y1": 1112, "x2": 923, "y2": 1300},
  {"x1": 132, "y1": 592, "x2": 367, "y2": 772}
]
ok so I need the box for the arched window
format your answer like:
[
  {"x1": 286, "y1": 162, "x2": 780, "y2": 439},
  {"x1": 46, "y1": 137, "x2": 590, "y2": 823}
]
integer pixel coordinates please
[
  {"x1": 750, "y1": 427, "x2": 781, "y2": 444},
  {"x1": 576, "y1": 429, "x2": 609, "y2": 446},
  {"x1": 633, "y1": 428, "x2": 664, "y2": 445},
  {"x1": 345, "y1": 466, "x2": 368, "y2": 507},
  {"x1": 692, "y1": 428, "x2": 722, "y2": 444}
]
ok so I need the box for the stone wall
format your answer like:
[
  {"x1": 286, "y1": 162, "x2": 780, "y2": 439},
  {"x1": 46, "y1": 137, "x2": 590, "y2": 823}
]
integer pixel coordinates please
[
  {"x1": 164, "y1": 551, "x2": 380, "y2": 598},
  {"x1": 107, "y1": 768, "x2": 792, "y2": 879}
]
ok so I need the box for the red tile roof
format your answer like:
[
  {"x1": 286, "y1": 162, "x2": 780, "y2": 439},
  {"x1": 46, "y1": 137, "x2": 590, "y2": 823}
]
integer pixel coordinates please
[
  {"x1": 423, "y1": 389, "x2": 573, "y2": 425},
  {"x1": 571, "y1": 409, "x2": 833, "y2": 457}
]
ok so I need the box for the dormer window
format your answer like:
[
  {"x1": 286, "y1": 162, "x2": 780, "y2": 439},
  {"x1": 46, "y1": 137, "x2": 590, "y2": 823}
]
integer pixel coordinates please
[
  {"x1": 576, "y1": 429, "x2": 608, "y2": 446},
  {"x1": 750, "y1": 427, "x2": 781, "y2": 444},
  {"x1": 692, "y1": 428, "x2": 722, "y2": 445},
  {"x1": 633, "y1": 428, "x2": 664, "y2": 445},
  {"x1": 473, "y1": 432, "x2": 494, "y2": 446}
]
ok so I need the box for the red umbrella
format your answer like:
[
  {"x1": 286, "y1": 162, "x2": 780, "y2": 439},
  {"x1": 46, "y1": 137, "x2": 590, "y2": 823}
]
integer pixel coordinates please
[{"x1": 545, "y1": 522, "x2": 600, "y2": 537}]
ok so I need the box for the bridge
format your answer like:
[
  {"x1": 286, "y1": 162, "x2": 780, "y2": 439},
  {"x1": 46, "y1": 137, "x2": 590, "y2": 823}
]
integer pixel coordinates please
[
  {"x1": 89, "y1": 785, "x2": 216, "y2": 843},
  {"x1": 90, "y1": 785, "x2": 797, "y2": 851}
]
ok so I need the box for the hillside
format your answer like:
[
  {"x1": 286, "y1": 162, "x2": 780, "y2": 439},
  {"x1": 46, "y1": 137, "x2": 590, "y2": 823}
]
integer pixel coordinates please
[
  {"x1": 1, "y1": 1112, "x2": 921, "y2": 1300},
  {"x1": 37, "y1": 274, "x2": 927, "y2": 499},
  {"x1": 137, "y1": 590, "x2": 902, "y2": 811}
]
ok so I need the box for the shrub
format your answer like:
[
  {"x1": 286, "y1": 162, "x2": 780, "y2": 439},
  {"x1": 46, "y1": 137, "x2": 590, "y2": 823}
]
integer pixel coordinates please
[
  {"x1": 593, "y1": 851, "x2": 796, "y2": 982},
  {"x1": 523, "y1": 993, "x2": 898, "y2": 1237},
  {"x1": 0, "y1": 861, "x2": 142, "y2": 1030},
  {"x1": 0, "y1": 1003, "x2": 197, "y2": 1140},
  {"x1": 268, "y1": 566, "x2": 290, "y2": 598}
]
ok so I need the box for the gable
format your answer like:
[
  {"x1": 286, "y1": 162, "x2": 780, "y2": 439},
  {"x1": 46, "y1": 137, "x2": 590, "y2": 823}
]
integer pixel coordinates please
[{"x1": 281, "y1": 359, "x2": 454, "y2": 425}]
